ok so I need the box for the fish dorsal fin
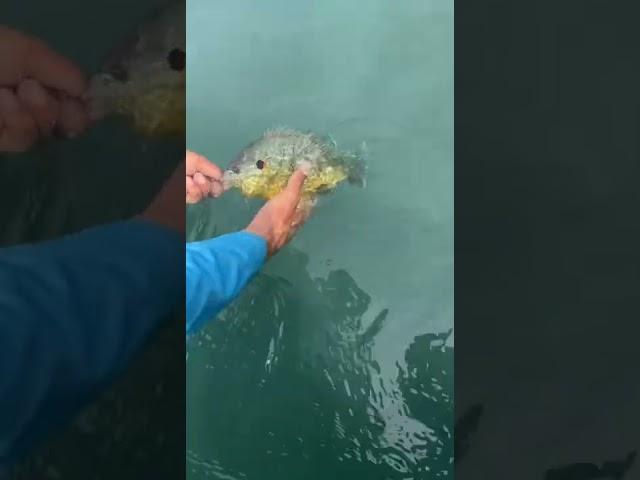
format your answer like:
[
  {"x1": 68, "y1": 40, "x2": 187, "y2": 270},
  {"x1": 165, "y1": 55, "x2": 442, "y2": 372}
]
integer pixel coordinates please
[{"x1": 264, "y1": 125, "x2": 297, "y2": 138}]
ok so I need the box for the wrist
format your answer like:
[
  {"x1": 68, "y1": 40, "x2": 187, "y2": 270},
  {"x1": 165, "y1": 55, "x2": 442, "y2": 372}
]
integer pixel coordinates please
[{"x1": 243, "y1": 226, "x2": 272, "y2": 256}]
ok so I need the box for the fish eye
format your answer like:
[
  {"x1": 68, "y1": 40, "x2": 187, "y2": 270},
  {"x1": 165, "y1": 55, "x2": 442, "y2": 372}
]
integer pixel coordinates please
[
  {"x1": 167, "y1": 48, "x2": 185, "y2": 71},
  {"x1": 256, "y1": 160, "x2": 265, "y2": 170}
]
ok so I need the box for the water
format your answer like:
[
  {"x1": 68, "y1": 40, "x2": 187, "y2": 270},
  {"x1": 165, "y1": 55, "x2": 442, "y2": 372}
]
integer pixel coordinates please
[{"x1": 186, "y1": 0, "x2": 454, "y2": 478}]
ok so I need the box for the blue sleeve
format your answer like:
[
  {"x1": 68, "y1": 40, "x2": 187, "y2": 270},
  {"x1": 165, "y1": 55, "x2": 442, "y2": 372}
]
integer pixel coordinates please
[
  {"x1": 185, "y1": 231, "x2": 267, "y2": 335},
  {"x1": 0, "y1": 218, "x2": 183, "y2": 467}
]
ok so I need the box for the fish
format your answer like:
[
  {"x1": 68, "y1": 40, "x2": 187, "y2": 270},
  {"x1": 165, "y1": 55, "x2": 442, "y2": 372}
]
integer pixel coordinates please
[
  {"x1": 84, "y1": 1, "x2": 185, "y2": 137},
  {"x1": 222, "y1": 127, "x2": 367, "y2": 201}
]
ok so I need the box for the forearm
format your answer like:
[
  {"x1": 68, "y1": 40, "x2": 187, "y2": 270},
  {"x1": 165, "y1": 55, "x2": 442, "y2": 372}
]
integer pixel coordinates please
[
  {"x1": 185, "y1": 231, "x2": 267, "y2": 335},
  {"x1": 0, "y1": 218, "x2": 183, "y2": 466}
]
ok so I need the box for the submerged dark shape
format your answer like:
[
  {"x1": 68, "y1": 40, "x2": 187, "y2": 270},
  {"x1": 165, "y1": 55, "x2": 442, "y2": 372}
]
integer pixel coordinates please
[
  {"x1": 545, "y1": 450, "x2": 636, "y2": 480},
  {"x1": 454, "y1": 403, "x2": 484, "y2": 464},
  {"x1": 396, "y1": 330, "x2": 454, "y2": 477},
  {"x1": 356, "y1": 308, "x2": 389, "y2": 348}
]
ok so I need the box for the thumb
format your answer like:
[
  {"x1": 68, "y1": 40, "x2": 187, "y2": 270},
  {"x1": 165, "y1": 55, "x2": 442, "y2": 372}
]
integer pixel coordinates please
[
  {"x1": 284, "y1": 169, "x2": 307, "y2": 198},
  {"x1": 278, "y1": 170, "x2": 307, "y2": 216},
  {"x1": 279, "y1": 170, "x2": 307, "y2": 214}
]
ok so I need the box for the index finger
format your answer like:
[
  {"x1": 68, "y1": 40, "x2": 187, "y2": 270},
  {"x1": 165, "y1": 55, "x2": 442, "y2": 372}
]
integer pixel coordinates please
[
  {"x1": 0, "y1": 26, "x2": 87, "y2": 97},
  {"x1": 186, "y1": 150, "x2": 223, "y2": 180}
]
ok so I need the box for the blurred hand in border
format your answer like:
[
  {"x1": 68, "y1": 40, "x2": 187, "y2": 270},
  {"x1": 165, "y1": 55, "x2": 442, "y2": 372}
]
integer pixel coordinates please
[{"x1": 0, "y1": 26, "x2": 89, "y2": 153}]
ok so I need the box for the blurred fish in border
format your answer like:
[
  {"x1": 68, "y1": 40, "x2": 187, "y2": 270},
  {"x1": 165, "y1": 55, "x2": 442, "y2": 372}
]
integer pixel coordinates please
[{"x1": 84, "y1": 1, "x2": 185, "y2": 137}]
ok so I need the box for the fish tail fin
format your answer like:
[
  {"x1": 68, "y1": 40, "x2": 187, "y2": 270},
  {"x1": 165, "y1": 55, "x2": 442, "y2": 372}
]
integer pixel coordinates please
[{"x1": 346, "y1": 141, "x2": 368, "y2": 188}]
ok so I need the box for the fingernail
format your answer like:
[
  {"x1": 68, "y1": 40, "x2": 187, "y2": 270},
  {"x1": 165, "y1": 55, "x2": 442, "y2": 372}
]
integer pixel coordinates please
[{"x1": 298, "y1": 160, "x2": 312, "y2": 176}]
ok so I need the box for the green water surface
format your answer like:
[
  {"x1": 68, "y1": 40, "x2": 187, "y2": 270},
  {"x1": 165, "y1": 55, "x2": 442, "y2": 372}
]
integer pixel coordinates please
[{"x1": 186, "y1": 0, "x2": 453, "y2": 478}]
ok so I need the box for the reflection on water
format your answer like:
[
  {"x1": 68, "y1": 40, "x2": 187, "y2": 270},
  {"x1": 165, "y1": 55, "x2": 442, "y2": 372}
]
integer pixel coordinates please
[{"x1": 187, "y1": 247, "x2": 452, "y2": 479}]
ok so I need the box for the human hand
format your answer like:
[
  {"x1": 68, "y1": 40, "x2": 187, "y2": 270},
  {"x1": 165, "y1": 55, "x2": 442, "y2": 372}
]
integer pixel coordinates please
[
  {"x1": 0, "y1": 26, "x2": 89, "y2": 152},
  {"x1": 245, "y1": 170, "x2": 313, "y2": 256},
  {"x1": 186, "y1": 150, "x2": 224, "y2": 203}
]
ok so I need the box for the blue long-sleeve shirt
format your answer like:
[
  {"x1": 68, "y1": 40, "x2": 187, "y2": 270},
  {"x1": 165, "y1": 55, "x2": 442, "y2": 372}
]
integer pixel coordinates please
[
  {"x1": 0, "y1": 219, "x2": 183, "y2": 468},
  {"x1": 185, "y1": 231, "x2": 267, "y2": 335},
  {"x1": 0, "y1": 220, "x2": 266, "y2": 469}
]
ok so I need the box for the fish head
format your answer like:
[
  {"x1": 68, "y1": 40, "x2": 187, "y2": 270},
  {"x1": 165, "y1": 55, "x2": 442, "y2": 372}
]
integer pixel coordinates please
[
  {"x1": 86, "y1": 1, "x2": 186, "y2": 137},
  {"x1": 222, "y1": 139, "x2": 299, "y2": 200}
]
